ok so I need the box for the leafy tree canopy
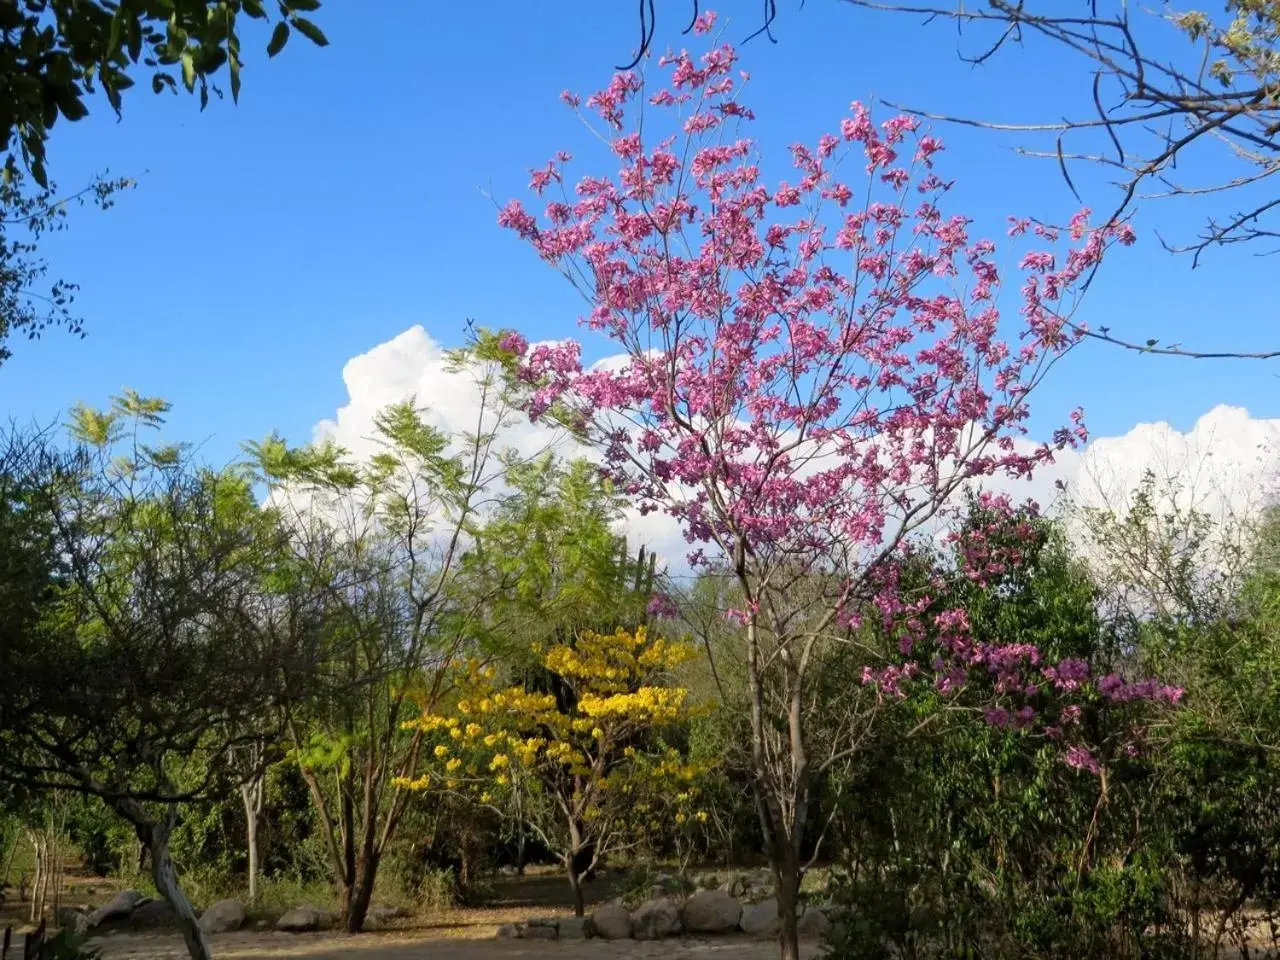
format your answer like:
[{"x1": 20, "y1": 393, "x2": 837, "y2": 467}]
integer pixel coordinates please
[{"x1": 0, "y1": 0, "x2": 329, "y2": 187}]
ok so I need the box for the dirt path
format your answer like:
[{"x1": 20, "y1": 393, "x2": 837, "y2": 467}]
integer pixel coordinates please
[{"x1": 88, "y1": 930, "x2": 817, "y2": 960}]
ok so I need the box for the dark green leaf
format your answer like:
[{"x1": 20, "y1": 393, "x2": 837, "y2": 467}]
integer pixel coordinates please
[
  {"x1": 266, "y1": 21, "x2": 290, "y2": 57},
  {"x1": 127, "y1": 16, "x2": 143, "y2": 61},
  {"x1": 290, "y1": 16, "x2": 328, "y2": 47}
]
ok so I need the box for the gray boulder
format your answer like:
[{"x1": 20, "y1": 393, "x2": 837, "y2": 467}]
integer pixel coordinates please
[
  {"x1": 740, "y1": 897, "x2": 779, "y2": 937},
  {"x1": 558, "y1": 915, "x2": 593, "y2": 939},
  {"x1": 631, "y1": 897, "x2": 682, "y2": 940},
  {"x1": 275, "y1": 906, "x2": 332, "y2": 932},
  {"x1": 519, "y1": 919, "x2": 559, "y2": 940},
  {"x1": 683, "y1": 888, "x2": 742, "y2": 934},
  {"x1": 365, "y1": 904, "x2": 410, "y2": 929},
  {"x1": 55, "y1": 907, "x2": 88, "y2": 935},
  {"x1": 86, "y1": 889, "x2": 144, "y2": 929},
  {"x1": 591, "y1": 903, "x2": 633, "y2": 940},
  {"x1": 798, "y1": 907, "x2": 831, "y2": 940},
  {"x1": 198, "y1": 900, "x2": 246, "y2": 935},
  {"x1": 130, "y1": 898, "x2": 177, "y2": 929}
]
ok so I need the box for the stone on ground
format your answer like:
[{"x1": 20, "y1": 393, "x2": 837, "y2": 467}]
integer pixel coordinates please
[
  {"x1": 558, "y1": 915, "x2": 593, "y2": 939},
  {"x1": 591, "y1": 903, "x2": 633, "y2": 940},
  {"x1": 198, "y1": 899, "x2": 246, "y2": 935},
  {"x1": 798, "y1": 906, "x2": 831, "y2": 939},
  {"x1": 740, "y1": 897, "x2": 779, "y2": 937},
  {"x1": 54, "y1": 907, "x2": 87, "y2": 935},
  {"x1": 129, "y1": 898, "x2": 177, "y2": 929},
  {"x1": 631, "y1": 897, "x2": 682, "y2": 940},
  {"x1": 275, "y1": 905, "x2": 332, "y2": 932},
  {"x1": 682, "y1": 888, "x2": 742, "y2": 933},
  {"x1": 86, "y1": 889, "x2": 144, "y2": 930},
  {"x1": 365, "y1": 903, "x2": 410, "y2": 929},
  {"x1": 519, "y1": 918, "x2": 559, "y2": 939}
]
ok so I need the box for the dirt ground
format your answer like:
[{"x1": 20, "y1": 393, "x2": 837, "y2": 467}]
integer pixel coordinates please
[
  {"x1": 3, "y1": 868, "x2": 816, "y2": 960},
  {"x1": 84, "y1": 929, "x2": 819, "y2": 960}
]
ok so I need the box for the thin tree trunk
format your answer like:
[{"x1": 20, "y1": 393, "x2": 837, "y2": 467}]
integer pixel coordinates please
[
  {"x1": 774, "y1": 851, "x2": 802, "y2": 960},
  {"x1": 245, "y1": 808, "x2": 260, "y2": 907},
  {"x1": 27, "y1": 833, "x2": 42, "y2": 924},
  {"x1": 344, "y1": 854, "x2": 378, "y2": 933},
  {"x1": 240, "y1": 773, "x2": 265, "y2": 906},
  {"x1": 49, "y1": 829, "x2": 60, "y2": 924},
  {"x1": 147, "y1": 817, "x2": 213, "y2": 960},
  {"x1": 108, "y1": 796, "x2": 212, "y2": 960},
  {"x1": 565, "y1": 856, "x2": 585, "y2": 918}
]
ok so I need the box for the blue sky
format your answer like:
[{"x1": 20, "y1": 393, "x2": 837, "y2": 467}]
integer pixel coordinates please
[{"x1": 0, "y1": 0, "x2": 1273, "y2": 467}]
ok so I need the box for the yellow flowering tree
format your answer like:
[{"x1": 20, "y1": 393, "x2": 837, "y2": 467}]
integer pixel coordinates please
[{"x1": 401, "y1": 626, "x2": 706, "y2": 915}]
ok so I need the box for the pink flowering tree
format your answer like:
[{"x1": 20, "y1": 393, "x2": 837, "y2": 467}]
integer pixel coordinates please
[{"x1": 485, "y1": 13, "x2": 1157, "y2": 958}]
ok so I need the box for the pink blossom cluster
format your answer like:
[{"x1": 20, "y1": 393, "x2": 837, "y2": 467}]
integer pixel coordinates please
[{"x1": 646, "y1": 592, "x2": 681, "y2": 620}]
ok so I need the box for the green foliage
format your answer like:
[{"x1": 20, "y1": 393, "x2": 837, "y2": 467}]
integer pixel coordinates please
[
  {"x1": 0, "y1": 171, "x2": 132, "y2": 363},
  {"x1": 0, "y1": 0, "x2": 329, "y2": 187}
]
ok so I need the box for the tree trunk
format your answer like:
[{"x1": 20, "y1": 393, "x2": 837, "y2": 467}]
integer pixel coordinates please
[
  {"x1": 49, "y1": 830, "x2": 60, "y2": 923},
  {"x1": 245, "y1": 808, "x2": 260, "y2": 907},
  {"x1": 774, "y1": 853, "x2": 802, "y2": 960},
  {"x1": 148, "y1": 817, "x2": 213, "y2": 960},
  {"x1": 27, "y1": 833, "x2": 42, "y2": 924},
  {"x1": 342, "y1": 854, "x2": 378, "y2": 933},
  {"x1": 109, "y1": 796, "x2": 211, "y2": 960},
  {"x1": 240, "y1": 773, "x2": 265, "y2": 906},
  {"x1": 565, "y1": 857, "x2": 585, "y2": 918}
]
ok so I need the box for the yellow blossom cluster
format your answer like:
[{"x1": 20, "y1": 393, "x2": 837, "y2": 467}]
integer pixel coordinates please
[
  {"x1": 399, "y1": 625, "x2": 710, "y2": 868},
  {"x1": 577, "y1": 686, "x2": 689, "y2": 722},
  {"x1": 542, "y1": 626, "x2": 696, "y2": 694}
]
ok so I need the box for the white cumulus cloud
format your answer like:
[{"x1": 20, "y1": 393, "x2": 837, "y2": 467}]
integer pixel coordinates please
[{"x1": 307, "y1": 327, "x2": 1279, "y2": 577}]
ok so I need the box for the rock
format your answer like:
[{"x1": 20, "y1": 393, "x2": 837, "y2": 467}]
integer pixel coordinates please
[
  {"x1": 199, "y1": 900, "x2": 246, "y2": 935},
  {"x1": 130, "y1": 898, "x2": 178, "y2": 929},
  {"x1": 682, "y1": 889, "x2": 742, "y2": 934},
  {"x1": 275, "y1": 906, "x2": 332, "y2": 932},
  {"x1": 740, "y1": 898, "x2": 779, "y2": 937},
  {"x1": 558, "y1": 915, "x2": 593, "y2": 939},
  {"x1": 496, "y1": 923, "x2": 521, "y2": 939},
  {"x1": 518, "y1": 919, "x2": 559, "y2": 940},
  {"x1": 631, "y1": 897, "x2": 682, "y2": 940},
  {"x1": 591, "y1": 903, "x2": 633, "y2": 940},
  {"x1": 365, "y1": 904, "x2": 410, "y2": 929},
  {"x1": 55, "y1": 907, "x2": 88, "y2": 935},
  {"x1": 798, "y1": 907, "x2": 831, "y2": 940},
  {"x1": 86, "y1": 889, "x2": 144, "y2": 930}
]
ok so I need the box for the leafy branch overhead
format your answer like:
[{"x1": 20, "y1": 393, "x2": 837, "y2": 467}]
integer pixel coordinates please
[{"x1": 0, "y1": 0, "x2": 329, "y2": 187}]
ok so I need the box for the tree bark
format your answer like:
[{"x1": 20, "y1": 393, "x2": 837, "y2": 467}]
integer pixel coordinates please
[
  {"x1": 109, "y1": 797, "x2": 211, "y2": 960},
  {"x1": 240, "y1": 771, "x2": 265, "y2": 906},
  {"x1": 774, "y1": 851, "x2": 802, "y2": 960},
  {"x1": 342, "y1": 854, "x2": 378, "y2": 933},
  {"x1": 27, "y1": 832, "x2": 43, "y2": 924},
  {"x1": 565, "y1": 856, "x2": 585, "y2": 918},
  {"x1": 148, "y1": 816, "x2": 213, "y2": 960}
]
